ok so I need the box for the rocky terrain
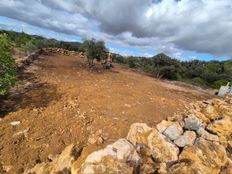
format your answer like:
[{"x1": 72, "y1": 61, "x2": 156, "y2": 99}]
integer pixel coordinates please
[
  {"x1": 25, "y1": 96, "x2": 232, "y2": 174},
  {"x1": 0, "y1": 49, "x2": 215, "y2": 173}
]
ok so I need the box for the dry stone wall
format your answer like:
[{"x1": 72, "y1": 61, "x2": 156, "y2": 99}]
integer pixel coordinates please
[{"x1": 42, "y1": 48, "x2": 85, "y2": 58}]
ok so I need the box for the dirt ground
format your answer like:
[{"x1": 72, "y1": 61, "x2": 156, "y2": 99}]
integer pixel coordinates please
[{"x1": 0, "y1": 53, "x2": 213, "y2": 173}]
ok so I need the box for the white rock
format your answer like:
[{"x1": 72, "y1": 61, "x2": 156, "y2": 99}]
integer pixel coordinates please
[
  {"x1": 184, "y1": 114, "x2": 205, "y2": 131},
  {"x1": 85, "y1": 139, "x2": 140, "y2": 164},
  {"x1": 174, "y1": 131, "x2": 196, "y2": 147},
  {"x1": 10, "y1": 121, "x2": 21, "y2": 126},
  {"x1": 112, "y1": 139, "x2": 140, "y2": 163},
  {"x1": 81, "y1": 139, "x2": 140, "y2": 174},
  {"x1": 163, "y1": 123, "x2": 183, "y2": 140}
]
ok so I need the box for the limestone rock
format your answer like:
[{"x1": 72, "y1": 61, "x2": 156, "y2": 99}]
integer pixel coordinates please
[
  {"x1": 127, "y1": 123, "x2": 179, "y2": 163},
  {"x1": 203, "y1": 104, "x2": 219, "y2": 120},
  {"x1": 174, "y1": 131, "x2": 196, "y2": 147},
  {"x1": 156, "y1": 120, "x2": 175, "y2": 133},
  {"x1": 207, "y1": 116, "x2": 232, "y2": 145},
  {"x1": 25, "y1": 144, "x2": 76, "y2": 174},
  {"x1": 127, "y1": 123, "x2": 152, "y2": 145},
  {"x1": 81, "y1": 156, "x2": 133, "y2": 174},
  {"x1": 163, "y1": 123, "x2": 183, "y2": 140},
  {"x1": 80, "y1": 139, "x2": 140, "y2": 174},
  {"x1": 147, "y1": 129, "x2": 179, "y2": 163},
  {"x1": 197, "y1": 127, "x2": 219, "y2": 141},
  {"x1": 184, "y1": 114, "x2": 205, "y2": 131},
  {"x1": 189, "y1": 109, "x2": 210, "y2": 123},
  {"x1": 169, "y1": 138, "x2": 227, "y2": 174}
]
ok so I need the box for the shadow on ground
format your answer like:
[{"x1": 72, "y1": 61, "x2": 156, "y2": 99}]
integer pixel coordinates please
[{"x1": 0, "y1": 71, "x2": 61, "y2": 118}]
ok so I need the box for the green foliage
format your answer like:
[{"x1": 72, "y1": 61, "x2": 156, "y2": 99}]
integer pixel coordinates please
[
  {"x1": 113, "y1": 52, "x2": 232, "y2": 88},
  {"x1": 212, "y1": 80, "x2": 231, "y2": 89},
  {"x1": 0, "y1": 30, "x2": 82, "y2": 52},
  {"x1": 81, "y1": 39, "x2": 107, "y2": 66},
  {"x1": 0, "y1": 34, "x2": 16, "y2": 95},
  {"x1": 190, "y1": 77, "x2": 207, "y2": 87},
  {"x1": 21, "y1": 39, "x2": 38, "y2": 52},
  {"x1": 112, "y1": 54, "x2": 125, "y2": 64}
]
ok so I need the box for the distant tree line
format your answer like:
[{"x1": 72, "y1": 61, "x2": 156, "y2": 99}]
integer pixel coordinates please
[
  {"x1": 112, "y1": 53, "x2": 232, "y2": 89},
  {"x1": 0, "y1": 30, "x2": 82, "y2": 52}
]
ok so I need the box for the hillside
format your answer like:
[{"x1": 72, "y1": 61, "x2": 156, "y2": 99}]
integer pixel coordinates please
[{"x1": 0, "y1": 48, "x2": 214, "y2": 173}]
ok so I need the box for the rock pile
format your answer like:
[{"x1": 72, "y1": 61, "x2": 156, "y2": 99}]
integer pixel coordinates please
[
  {"x1": 42, "y1": 48, "x2": 85, "y2": 58},
  {"x1": 16, "y1": 50, "x2": 42, "y2": 71},
  {"x1": 25, "y1": 97, "x2": 232, "y2": 174}
]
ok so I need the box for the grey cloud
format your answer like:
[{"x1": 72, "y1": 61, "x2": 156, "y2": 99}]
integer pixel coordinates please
[{"x1": 0, "y1": 0, "x2": 231, "y2": 58}]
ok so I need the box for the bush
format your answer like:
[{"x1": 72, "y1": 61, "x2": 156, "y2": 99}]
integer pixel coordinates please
[
  {"x1": 21, "y1": 40, "x2": 38, "y2": 53},
  {"x1": 212, "y1": 80, "x2": 230, "y2": 89},
  {"x1": 190, "y1": 77, "x2": 207, "y2": 87},
  {"x1": 0, "y1": 34, "x2": 16, "y2": 95}
]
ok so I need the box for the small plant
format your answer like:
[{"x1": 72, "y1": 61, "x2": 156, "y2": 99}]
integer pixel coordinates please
[{"x1": 0, "y1": 34, "x2": 16, "y2": 95}]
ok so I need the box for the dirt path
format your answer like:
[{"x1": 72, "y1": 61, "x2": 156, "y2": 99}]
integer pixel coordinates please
[{"x1": 0, "y1": 53, "x2": 213, "y2": 173}]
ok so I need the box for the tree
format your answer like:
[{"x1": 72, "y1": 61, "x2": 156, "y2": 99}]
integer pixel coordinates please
[
  {"x1": 0, "y1": 34, "x2": 16, "y2": 95},
  {"x1": 81, "y1": 39, "x2": 107, "y2": 67}
]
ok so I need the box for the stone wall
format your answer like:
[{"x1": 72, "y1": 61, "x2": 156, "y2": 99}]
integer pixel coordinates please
[
  {"x1": 42, "y1": 48, "x2": 85, "y2": 58},
  {"x1": 25, "y1": 96, "x2": 232, "y2": 174}
]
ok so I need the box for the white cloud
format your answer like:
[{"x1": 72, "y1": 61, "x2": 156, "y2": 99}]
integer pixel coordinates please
[{"x1": 0, "y1": 0, "x2": 231, "y2": 58}]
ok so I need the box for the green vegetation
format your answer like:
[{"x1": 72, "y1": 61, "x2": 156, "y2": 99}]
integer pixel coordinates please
[
  {"x1": 80, "y1": 39, "x2": 107, "y2": 67},
  {"x1": 0, "y1": 34, "x2": 16, "y2": 95},
  {"x1": 0, "y1": 30, "x2": 81, "y2": 52},
  {"x1": 113, "y1": 53, "x2": 232, "y2": 89}
]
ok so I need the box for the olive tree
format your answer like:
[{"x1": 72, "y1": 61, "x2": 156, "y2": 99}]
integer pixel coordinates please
[{"x1": 81, "y1": 39, "x2": 107, "y2": 67}]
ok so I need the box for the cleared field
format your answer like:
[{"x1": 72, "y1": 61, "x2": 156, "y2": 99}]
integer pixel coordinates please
[{"x1": 0, "y1": 53, "x2": 213, "y2": 173}]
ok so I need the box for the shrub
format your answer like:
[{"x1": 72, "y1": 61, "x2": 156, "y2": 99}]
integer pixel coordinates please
[
  {"x1": 212, "y1": 80, "x2": 230, "y2": 89},
  {"x1": 190, "y1": 77, "x2": 207, "y2": 87},
  {"x1": 0, "y1": 34, "x2": 16, "y2": 95}
]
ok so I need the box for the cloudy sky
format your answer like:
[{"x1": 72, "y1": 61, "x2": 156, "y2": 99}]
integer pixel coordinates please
[{"x1": 0, "y1": 0, "x2": 231, "y2": 61}]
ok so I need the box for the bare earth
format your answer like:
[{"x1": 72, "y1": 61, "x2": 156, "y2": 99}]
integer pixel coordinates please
[{"x1": 0, "y1": 53, "x2": 213, "y2": 173}]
